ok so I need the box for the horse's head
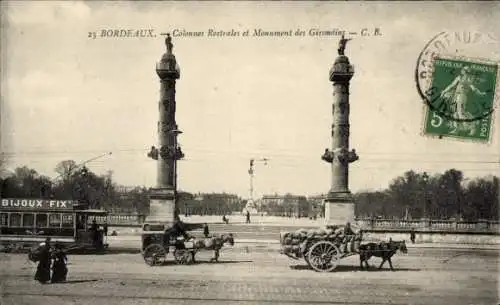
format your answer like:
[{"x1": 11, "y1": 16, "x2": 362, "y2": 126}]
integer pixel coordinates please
[
  {"x1": 391, "y1": 240, "x2": 408, "y2": 254},
  {"x1": 222, "y1": 233, "x2": 234, "y2": 246}
]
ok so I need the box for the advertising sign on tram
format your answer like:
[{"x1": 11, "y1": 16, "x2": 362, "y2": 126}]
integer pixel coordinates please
[{"x1": 0, "y1": 198, "x2": 75, "y2": 210}]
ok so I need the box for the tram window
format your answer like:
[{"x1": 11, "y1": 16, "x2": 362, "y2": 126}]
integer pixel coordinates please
[
  {"x1": 36, "y1": 214, "x2": 48, "y2": 228},
  {"x1": 22, "y1": 213, "x2": 34, "y2": 227},
  {"x1": 62, "y1": 214, "x2": 73, "y2": 228},
  {"x1": 0, "y1": 213, "x2": 7, "y2": 226},
  {"x1": 49, "y1": 214, "x2": 62, "y2": 228},
  {"x1": 9, "y1": 213, "x2": 21, "y2": 227}
]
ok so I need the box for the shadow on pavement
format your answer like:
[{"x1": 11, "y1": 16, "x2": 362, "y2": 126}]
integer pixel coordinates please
[
  {"x1": 289, "y1": 264, "x2": 421, "y2": 272},
  {"x1": 69, "y1": 248, "x2": 141, "y2": 255},
  {"x1": 51, "y1": 279, "x2": 100, "y2": 284},
  {"x1": 196, "y1": 260, "x2": 254, "y2": 264},
  {"x1": 152, "y1": 260, "x2": 254, "y2": 266}
]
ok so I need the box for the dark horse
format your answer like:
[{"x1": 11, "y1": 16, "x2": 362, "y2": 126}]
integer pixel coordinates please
[{"x1": 359, "y1": 239, "x2": 408, "y2": 271}]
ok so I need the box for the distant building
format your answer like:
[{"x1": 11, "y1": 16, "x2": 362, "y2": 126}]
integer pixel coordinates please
[
  {"x1": 181, "y1": 193, "x2": 244, "y2": 215},
  {"x1": 260, "y1": 194, "x2": 309, "y2": 217},
  {"x1": 110, "y1": 185, "x2": 147, "y2": 214},
  {"x1": 307, "y1": 194, "x2": 327, "y2": 219}
]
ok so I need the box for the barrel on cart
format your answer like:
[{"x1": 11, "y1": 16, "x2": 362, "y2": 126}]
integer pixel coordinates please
[{"x1": 279, "y1": 226, "x2": 362, "y2": 272}]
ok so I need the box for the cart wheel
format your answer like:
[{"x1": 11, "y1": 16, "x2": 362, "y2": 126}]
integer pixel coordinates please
[
  {"x1": 143, "y1": 244, "x2": 167, "y2": 266},
  {"x1": 307, "y1": 241, "x2": 340, "y2": 272},
  {"x1": 174, "y1": 249, "x2": 194, "y2": 265}
]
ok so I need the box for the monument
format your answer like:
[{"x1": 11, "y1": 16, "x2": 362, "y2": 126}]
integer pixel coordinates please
[
  {"x1": 145, "y1": 34, "x2": 184, "y2": 224},
  {"x1": 321, "y1": 35, "x2": 359, "y2": 226}
]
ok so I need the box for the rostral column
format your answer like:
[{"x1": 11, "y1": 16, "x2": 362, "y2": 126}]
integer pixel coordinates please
[
  {"x1": 145, "y1": 34, "x2": 184, "y2": 224},
  {"x1": 321, "y1": 35, "x2": 359, "y2": 226}
]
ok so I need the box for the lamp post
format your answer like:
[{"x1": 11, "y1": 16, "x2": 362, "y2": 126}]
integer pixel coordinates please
[
  {"x1": 171, "y1": 129, "x2": 183, "y2": 214},
  {"x1": 422, "y1": 172, "x2": 429, "y2": 219},
  {"x1": 52, "y1": 152, "x2": 113, "y2": 183}
]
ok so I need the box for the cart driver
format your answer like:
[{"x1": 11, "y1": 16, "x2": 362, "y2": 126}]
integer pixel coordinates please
[
  {"x1": 163, "y1": 218, "x2": 192, "y2": 245},
  {"x1": 344, "y1": 222, "x2": 355, "y2": 235}
]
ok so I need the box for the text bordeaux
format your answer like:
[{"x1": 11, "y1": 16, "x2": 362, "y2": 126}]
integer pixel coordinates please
[{"x1": 1, "y1": 199, "x2": 74, "y2": 210}]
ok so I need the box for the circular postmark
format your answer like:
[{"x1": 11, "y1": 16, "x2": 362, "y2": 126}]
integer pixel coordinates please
[{"x1": 415, "y1": 31, "x2": 499, "y2": 122}]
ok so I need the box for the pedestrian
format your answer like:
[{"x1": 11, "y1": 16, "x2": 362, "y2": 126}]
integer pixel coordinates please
[
  {"x1": 103, "y1": 221, "x2": 108, "y2": 237},
  {"x1": 90, "y1": 219, "x2": 98, "y2": 246},
  {"x1": 34, "y1": 237, "x2": 52, "y2": 284},
  {"x1": 51, "y1": 243, "x2": 68, "y2": 283},
  {"x1": 103, "y1": 220, "x2": 108, "y2": 245},
  {"x1": 410, "y1": 229, "x2": 416, "y2": 244},
  {"x1": 203, "y1": 223, "x2": 210, "y2": 238},
  {"x1": 246, "y1": 211, "x2": 251, "y2": 224}
]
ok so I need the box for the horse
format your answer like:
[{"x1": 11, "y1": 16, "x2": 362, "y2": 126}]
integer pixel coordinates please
[
  {"x1": 208, "y1": 233, "x2": 234, "y2": 262},
  {"x1": 191, "y1": 233, "x2": 235, "y2": 263},
  {"x1": 359, "y1": 239, "x2": 408, "y2": 271}
]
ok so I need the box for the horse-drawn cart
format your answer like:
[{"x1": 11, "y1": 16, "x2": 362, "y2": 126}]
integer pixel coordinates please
[
  {"x1": 280, "y1": 226, "x2": 362, "y2": 272},
  {"x1": 142, "y1": 237, "x2": 194, "y2": 266},
  {"x1": 141, "y1": 222, "x2": 234, "y2": 266}
]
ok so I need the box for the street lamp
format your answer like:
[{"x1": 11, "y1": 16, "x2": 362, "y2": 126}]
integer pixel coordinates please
[
  {"x1": 422, "y1": 172, "x2": 429, "y2": 219},
  {"x1": 52, "y1": 152, "x2": 113, "y2": 182},
  {"x1": 50, "y1": 152, "x2": 113, "y2": 201}
]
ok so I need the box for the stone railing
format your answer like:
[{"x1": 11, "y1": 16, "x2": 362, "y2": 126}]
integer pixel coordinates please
[
  {"x1": 98, "y1": 214, "x2": 500, "y2": 234},
  {"x1": 92, "y1": 214, "x2": 146, "y2": 226},
  {"x1": 355, "y1": 218, "x2": 500, "y2": 234}
]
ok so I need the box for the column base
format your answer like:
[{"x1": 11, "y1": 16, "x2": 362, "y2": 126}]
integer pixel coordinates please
[
  {"x1": 145, "y1": 187, "x2": 177, "y2": 225},
  {"x1": 324, "y1": 191, "x2": 355, "y2": 227}
]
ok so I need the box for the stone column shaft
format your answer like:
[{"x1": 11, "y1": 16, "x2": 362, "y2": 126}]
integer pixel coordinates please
[
  {"x1": 330, "y1": 81, "x2": 350, "y2": 193},
  {"x1": 157, "y1": 79, "x2": 177, "y2": 189}
]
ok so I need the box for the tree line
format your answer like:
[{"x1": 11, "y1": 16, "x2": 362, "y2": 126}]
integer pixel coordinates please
[
  {"x1": 0, "y1": 160, "x2": 247, "y2": 215},
  {"x1": 354, "y1": 169, "x2": 499, "y2": 221},
  {"x1": 0, "y1": 160, "x2": 150, "y2": 214},
  {"x1": 1, "y1": 160, "x2": 498, "y2": 221}
]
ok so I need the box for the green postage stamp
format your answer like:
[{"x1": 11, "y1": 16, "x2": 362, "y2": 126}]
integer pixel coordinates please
[{"x1": 421, "y1": 56, "x2": 498, "y2": 142}]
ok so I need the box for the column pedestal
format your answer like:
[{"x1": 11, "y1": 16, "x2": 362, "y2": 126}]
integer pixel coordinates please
[
  {"x1": 324, "y1": 191, "x2": 355, "y2": 227},
  {"x1": 145, "y1": 188, "x2": 176, "y2": 224}
]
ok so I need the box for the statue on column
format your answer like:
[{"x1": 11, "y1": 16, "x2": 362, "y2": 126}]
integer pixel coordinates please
[
  {"x1": 337, "y1": 34, "x2": 352, "y2": 56},
  {"x1": 166, "y1": 33, "x2": 173, "y2": 54}
]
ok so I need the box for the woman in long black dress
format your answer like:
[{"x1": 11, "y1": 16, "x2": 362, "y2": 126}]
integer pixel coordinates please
[
  {"x1": 34, "y1": 237, "x2": 52, "y2": 284},
  {"x1": 51, "y1": 243, "x2": 68, "y2": 283}
]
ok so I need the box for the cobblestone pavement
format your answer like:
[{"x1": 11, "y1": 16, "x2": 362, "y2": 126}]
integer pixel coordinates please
[{"x1": 0, "y1": 248, "x2": 498, "y2": 305}]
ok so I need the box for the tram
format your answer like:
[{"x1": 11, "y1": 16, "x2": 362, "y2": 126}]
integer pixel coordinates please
[{"x1": 0, "y1": 198, "x2": 109, "y2": 252}]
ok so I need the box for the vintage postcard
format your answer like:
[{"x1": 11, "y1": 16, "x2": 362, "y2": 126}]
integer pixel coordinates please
[{"x1": 0, "y1": 2, "x2": 499, "y2": 305}]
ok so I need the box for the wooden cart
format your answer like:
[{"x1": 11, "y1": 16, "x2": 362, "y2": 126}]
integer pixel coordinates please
[
  {"x1": 280, "y1": 233, "x2": 360, "y2": 272},
  {"x1": 141, "y1": 221, "x2": 205, "y2": 266}
]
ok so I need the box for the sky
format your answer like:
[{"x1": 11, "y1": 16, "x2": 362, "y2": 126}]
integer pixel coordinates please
[{"x1": 1, "y1": 1, "x2": 500, "y2": 199}]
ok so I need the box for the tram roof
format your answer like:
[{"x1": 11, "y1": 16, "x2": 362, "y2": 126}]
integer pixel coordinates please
[{"x1": 77, "y1": 209, "x2": 108, "y2": 215}]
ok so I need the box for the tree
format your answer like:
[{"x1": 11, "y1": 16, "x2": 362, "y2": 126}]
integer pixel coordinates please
[
  {"x1": 355, "y1": 191, "x2": 394, "y2": 219},
  {"x1": 0, "y1": 166, "x2": 52, "y2": 198},
  {"x1": 463, "y1": 176, "x2": 499, "y2": 220},
  {"x1": 436, "y1": 169, "x2": 464, "y2": 219},
  {"x1": 54, "y1": 160, "x2": 78, "y2": 181}
]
